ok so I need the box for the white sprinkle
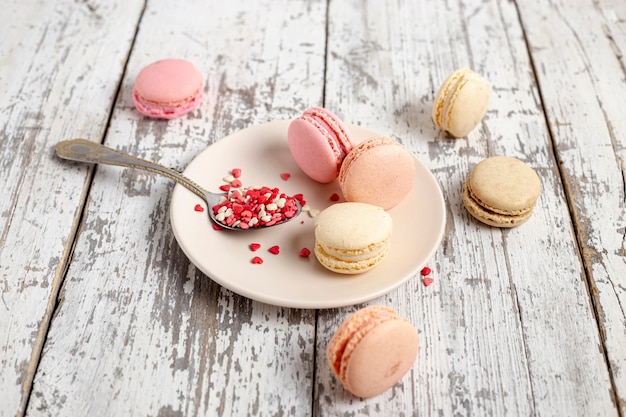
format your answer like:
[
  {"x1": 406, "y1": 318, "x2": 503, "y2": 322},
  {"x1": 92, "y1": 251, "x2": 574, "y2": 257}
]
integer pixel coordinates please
[
  {"x1": 248, "y1": 218, "x2": 259, "y2": 226},
  {"x1": 308, "y1": 209, "x2": 320, "y2": 218},
  {"x1": 266, "y1": 203, "x2": 278, "y2": 211},
  {"x1": 302, "y1": 204, "x2": 311, "y2": 212},
  {"x1": 223, "y1": 175, "x2": 235, "y2": 182},
  {"x1": 276, "y1": 198, "x2": 286, "y2": 208}
]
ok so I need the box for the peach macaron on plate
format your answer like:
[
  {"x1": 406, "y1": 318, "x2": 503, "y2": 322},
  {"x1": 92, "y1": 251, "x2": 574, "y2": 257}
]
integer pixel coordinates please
[{"x1": 169, "y1": 120, "x2": 445, "y2": 308}]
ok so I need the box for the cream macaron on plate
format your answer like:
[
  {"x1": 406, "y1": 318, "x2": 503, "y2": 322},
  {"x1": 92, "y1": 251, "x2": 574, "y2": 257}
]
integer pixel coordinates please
[{"x1": 170, "y1": 120, "x2": 445, "y2": 308}]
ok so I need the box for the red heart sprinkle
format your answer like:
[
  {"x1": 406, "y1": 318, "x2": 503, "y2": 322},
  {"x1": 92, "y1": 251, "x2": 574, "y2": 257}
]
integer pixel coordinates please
[
  {"x1": 194, "y1": 204, "x2": 204, "y2": 212},
  {"x1": 231, "y1": 179, "x2": 242, "y2": 188},
  {"x1": 280, "y1": 172, "x2": 291, "y2": 180},
  {"x1": 330, "y1": 193, "x2": 340, "y2": 201},
  {"x1": 212, "y1": 223, "x2": 222, "y2": 230},
  {"x1": 423, "y1": 277, "x2": 434, "y2": 286},
  {"x1": 269, "y1": 245, "x2": 280, "y2": 255},
  {"x1": 251, "y1": 256, "x2": 263, "y2": 264},
  {"x1": 219, "y1": 184, "x2": 231, "y2": 192},
  {"x1": 421, "y1": 266, "x2": 432, "y2": 276},
  {"x1": 299, "y1": 248, "x2": 311, "y2": 257},
  {"x1": 250, "y1": 243, "x2": 261, "y2": 251},
  {"x1": 232, "y1": 168, "x2": 242, "y2": 178}
]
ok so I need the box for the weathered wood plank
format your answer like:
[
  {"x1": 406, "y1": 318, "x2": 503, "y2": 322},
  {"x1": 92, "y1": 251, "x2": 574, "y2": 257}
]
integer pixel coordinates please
[
  {"x1": 0, "y1": 1, "x2": 144, "y2": 416},
  {"x1": 27, "y1": 1, "x2": 326, "y2": 416},
  {"x1": 518, "y1": 0, "x2": 626, "y2": 413},
  {"x1": 316, "y1": 0, "x2": 617, "y2": 415}
]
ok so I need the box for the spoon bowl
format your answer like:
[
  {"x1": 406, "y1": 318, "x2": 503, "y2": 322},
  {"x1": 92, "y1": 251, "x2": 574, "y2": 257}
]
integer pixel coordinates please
[{"x1": 55, "y1": 139, "x2": 301, "y2": 231}]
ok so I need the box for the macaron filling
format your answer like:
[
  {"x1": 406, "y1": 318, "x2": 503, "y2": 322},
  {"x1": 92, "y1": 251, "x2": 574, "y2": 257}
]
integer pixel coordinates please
[{"x1": 133, "y1": 88, "x2": 203, "y2": 118}]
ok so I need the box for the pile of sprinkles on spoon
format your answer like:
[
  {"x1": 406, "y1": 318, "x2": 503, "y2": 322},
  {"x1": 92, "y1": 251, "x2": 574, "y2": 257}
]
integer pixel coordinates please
[{"x1": 211, "y1": 168, "x2": 306, "y2": 230}]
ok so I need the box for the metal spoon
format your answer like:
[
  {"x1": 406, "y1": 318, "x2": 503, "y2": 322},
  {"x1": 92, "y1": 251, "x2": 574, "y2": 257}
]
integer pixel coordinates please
[{"x1": 55, "y1": 139, "x2": 301, "y2": 230}]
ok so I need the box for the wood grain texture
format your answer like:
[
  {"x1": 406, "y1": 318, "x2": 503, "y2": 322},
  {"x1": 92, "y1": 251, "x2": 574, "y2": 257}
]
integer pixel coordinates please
[
  {"x1": 0, "y1": 1, "x2": 144, "y2": 416},
  {"x1": 518, "y1": 0, "x2": 626, "y2": 413},
  {"x1": 26, "y1": 1, "x2": 325, "y2": 416},
  {"x1": 1, "y1": 0, "x2": 624, "y2": 416},
  {"x1": 317, "y1": 0, "x2": 617, "y2": 415}
]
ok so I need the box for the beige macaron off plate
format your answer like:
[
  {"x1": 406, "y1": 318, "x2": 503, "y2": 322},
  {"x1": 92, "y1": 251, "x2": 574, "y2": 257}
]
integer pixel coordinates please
[
  {"x1": 432, "y1": 67, "x2": 490, "y2": 138},
  {"x1": 462, "y1": 156, "x2": 541, "y2": 227}
]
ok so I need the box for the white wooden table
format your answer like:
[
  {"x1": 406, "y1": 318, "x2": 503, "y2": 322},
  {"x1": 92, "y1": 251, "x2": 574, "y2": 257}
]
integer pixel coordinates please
[{"x1": 1, "y1": 0, "x2": 625, "y2": 416}]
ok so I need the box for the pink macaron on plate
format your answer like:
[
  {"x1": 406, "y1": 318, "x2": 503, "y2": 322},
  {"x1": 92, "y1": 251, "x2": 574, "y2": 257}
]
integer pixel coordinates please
[{"x1": 169, "y1": 120, "x2": 445, "y2": 308}]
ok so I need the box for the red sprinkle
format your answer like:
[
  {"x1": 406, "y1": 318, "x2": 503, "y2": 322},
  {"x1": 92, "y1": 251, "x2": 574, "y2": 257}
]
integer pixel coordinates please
[
  {"x1": 280, "y1": 172, "x2": 291, "y2": 181},
  {"x1": 219, "y1": 184, "x2": 231, "y2": 192},
  {"x1": 293, "y1": 193, "x2": 306, "y2": 206},
  {"x1": 250, "y1": 243, "x2": 261, "y2": 251},
  {"x1": 212, "y1": 223, "x2": 222, "y2": 231},
  {"x1": 231, "y1": 179, "x2": 242, "y2": 188},
  {"x1": 421, "y1": 266, "x2": 432, "y2": 276},
  {"x1": 251, "y1": 256, "x2": 263, "y2": 264},
  {"x1": 194, "y1": 204, "x2": 204, "y2": 212},
  {"x1": 269, "y1": 245, "x2": 280, "y2": 255},
  {"x1": 423, "y1": 277, "x2": 434, "y2": 286},
  {"x1": 330, "y1": 193, "x2": 340, "y2": 201},
  {"x1": 212, "y1": 186, "x2": 301, "y2": 229},
  {"x1": 232, "y1": 168, "x2": 242, "y2": 178},
  {"x1": 299, "y1": 247, "x2": 311, "y2": 257}
]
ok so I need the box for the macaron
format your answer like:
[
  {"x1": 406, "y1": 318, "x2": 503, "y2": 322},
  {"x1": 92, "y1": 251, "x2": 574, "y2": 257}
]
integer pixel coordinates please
[
  {"x1": 338, "y1": 136, "x2": 415, "y2": 210},
  {"x1": 133, "y1": 58, "x2": 203, "y2": 120},
  {"x1": 462, "y1": 156, "x2": 541, "y2": 227},
  {"x1": 432, "y1": 67, "x2": 490, "y2": 138},
  {"x1": 314, "y1": 202, "x2": 392, "y2": 274},
  {"x1": 327, "y1": 305, "x2": 419, "y2": 398},
  {"x1": 287, "y1": 107, "x2": 355, "y2": 183}
]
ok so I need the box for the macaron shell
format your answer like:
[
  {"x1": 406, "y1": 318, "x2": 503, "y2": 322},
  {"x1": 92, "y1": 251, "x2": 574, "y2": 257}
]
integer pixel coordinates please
[
  {"x1": 339, "y1": 137, "x2": 415, "y2": 210},
  {"x1": 443, "y1": 71, "x2": 490, "y2": 137},
  {"x1": 467, "y1": 156, "x2": 541, "y2": 214},
  {"x1": 133, "y1": 58, "x2": 203, "y2": 119},
  {"x1": 342, "y1": 319, "x2": 419, "y2": 398},
  {"x1": 432, "y1": 68, "x2": 468, "y2": 128},
  {"x1": 134, "y1": 59, "x2": 203, "y2": 103},
  {"x1": 287, "y1": 117, "x2": 344, "y2": 183},
  {"x1": 306, "y1": 107, "x2": 354, "y2": 158},
  {"x1": 433, "y1": 68, "x2": 490, "y2": 138},
  {"x1": 326, "y1": 305, "x2": 398, "y2": 377}
]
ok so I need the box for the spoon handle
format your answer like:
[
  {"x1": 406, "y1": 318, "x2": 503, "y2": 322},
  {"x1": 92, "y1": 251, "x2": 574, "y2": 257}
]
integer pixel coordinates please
[{"x1": 55, "y1": 139, "x2": 208, "y2": 201}]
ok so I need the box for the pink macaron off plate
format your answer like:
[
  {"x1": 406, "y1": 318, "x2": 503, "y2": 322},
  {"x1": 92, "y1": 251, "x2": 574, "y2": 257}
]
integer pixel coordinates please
[
  {"x1": 327, "y1": 305, "x2": 419, "y2": 398},
  {"x1": 132, "y1": 58, "x2": 203, "y2": 120},
  {"x1": 287, "y1": 107, "x2": 356, "y2": 183}
]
